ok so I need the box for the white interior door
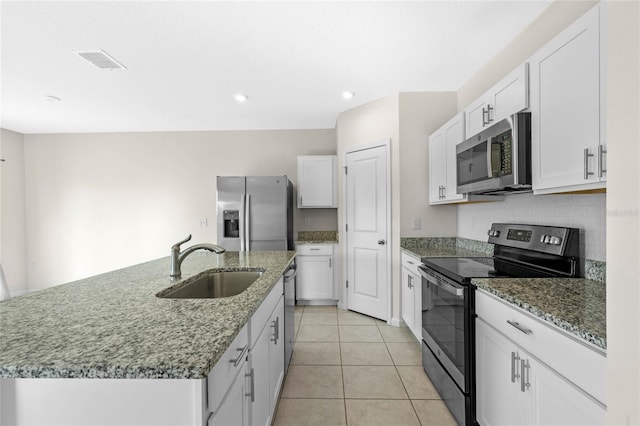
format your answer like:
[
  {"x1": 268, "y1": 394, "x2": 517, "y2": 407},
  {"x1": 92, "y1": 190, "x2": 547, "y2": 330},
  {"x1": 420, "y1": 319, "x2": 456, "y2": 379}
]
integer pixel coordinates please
[{"x1": 345, "y1": 144, "x2": 389, "y2": 321}]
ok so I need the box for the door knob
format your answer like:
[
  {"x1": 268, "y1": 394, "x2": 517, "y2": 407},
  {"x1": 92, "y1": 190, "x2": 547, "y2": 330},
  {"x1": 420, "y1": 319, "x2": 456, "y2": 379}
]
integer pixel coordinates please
[{"x1": 377, "y1": 239, "x2": 386, "y2": 245}]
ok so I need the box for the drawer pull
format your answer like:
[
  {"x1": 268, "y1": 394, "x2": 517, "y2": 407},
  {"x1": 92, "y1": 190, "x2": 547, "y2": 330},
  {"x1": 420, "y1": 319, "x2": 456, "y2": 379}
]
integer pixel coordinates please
[
  {"x1": 507, "y1": 320, "x2": 532, "y2": 335},
  {"x1": 407, "y1": 260, "x2": 414, "y2": 265},
  {"x1": 230, "y1": 344, "x2": 249, "y2": 367},
  {"x1": 309, "y1": 248, "x2": 321, "y2": 251}
]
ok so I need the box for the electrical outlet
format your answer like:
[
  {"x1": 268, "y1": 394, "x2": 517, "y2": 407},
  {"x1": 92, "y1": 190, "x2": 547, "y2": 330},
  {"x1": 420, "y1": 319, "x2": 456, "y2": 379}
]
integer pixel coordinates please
[
  {"x1": 199, "y1": 218, "x2": 208, "y2": 227},
  {"x1": 412, "y1": 217, "x2": 421, "y2": 230},
  {"x1": 304, "y1": 218, "x2": 311, "y2": 226}
]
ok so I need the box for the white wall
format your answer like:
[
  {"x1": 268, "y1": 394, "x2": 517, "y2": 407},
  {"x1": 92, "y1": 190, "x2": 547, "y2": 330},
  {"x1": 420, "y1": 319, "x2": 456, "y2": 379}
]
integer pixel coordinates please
[
  {"x1": 458, "y1": 193, "x2": 606, "y2": 261},
  {"x1": 399, "y1": 92, "x2": 458, "y2": 237},
  {"x1": 23, "y1": 129, "x2": 336, "y2": 290},
  {"x1": 0, "y1": 128, "x2": 27, "y2": 295},
  {"x1": 605, "y1": 1, "x2": 640, "y2": 423}
]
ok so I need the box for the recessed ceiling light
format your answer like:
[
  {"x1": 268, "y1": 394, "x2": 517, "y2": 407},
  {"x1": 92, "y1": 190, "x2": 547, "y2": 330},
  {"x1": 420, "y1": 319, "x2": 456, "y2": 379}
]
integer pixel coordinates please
[
  {"x1": 234, "y1": 94, "x2": 248, "y2": 103},
  {"x1": 43, "y1": 95, "x2": 61, "y2": 102},
  {"x1": 342, "y1": 91, "x2": 355, "y2": 100}
]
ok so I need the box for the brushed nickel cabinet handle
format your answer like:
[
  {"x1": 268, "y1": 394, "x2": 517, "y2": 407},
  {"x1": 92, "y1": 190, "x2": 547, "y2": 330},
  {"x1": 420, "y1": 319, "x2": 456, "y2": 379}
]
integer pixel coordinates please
[
  {"x1": 507, "y1": 320, "x2": 532, "y2": 335},
  {"x1": 521, "y1": 359, "x2": 530, "y2": 392},
  {"x1": 584, "y1": 148, "x2": 594, "y2": 180},
  {"x1": 598, "y1": 145, "x2": 607, "y2": 178}
]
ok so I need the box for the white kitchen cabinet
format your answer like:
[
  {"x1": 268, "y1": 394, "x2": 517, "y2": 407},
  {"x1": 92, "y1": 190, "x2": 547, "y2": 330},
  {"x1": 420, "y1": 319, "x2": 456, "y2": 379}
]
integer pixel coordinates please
[
  {"x1": 249, "y1": 282, "x2": 285, "y2": 426},
  {"x1": 429, "y1": 112, "x2": 467, "y2": 204},
  {"x1": 475, "y1": 291, "x2": 606, "y2": 426},
  {"x1": 296, "y1": 244, "x2": 337, "y2": 303},
  {"x1": 529, "y1": 3, "x2": 606, "y2": 194},
  {"x1": 401, "y1": 252, "x2": 421, "y2": 341},
  {"x1": 465, "y1": 63, "x2": 529, "y2": 138},
  {"x1": 209, "y1": 364, "x2": 249, "y2": 426},
  {"x1": 297, "y1": 155, "x2": 338, "y2": 208}
]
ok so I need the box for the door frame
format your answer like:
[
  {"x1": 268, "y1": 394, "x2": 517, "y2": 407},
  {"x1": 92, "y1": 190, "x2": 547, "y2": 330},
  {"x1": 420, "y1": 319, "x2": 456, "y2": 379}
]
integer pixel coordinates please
[{"x1": 340, "y1": 139, "x2": 392, "y2": 324}]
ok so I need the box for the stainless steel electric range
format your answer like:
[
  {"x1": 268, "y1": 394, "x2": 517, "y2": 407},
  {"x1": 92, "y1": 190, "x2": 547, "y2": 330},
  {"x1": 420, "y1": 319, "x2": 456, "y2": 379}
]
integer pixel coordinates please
[{"x1": 419, "y1": 223, "x2": 580, "y2": 426}]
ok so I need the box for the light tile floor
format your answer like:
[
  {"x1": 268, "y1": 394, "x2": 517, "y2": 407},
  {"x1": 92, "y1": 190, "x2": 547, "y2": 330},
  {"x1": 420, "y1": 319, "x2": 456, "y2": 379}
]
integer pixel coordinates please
[{"x1": 273, "y1": 305, "x2": 457, "y2": 426}]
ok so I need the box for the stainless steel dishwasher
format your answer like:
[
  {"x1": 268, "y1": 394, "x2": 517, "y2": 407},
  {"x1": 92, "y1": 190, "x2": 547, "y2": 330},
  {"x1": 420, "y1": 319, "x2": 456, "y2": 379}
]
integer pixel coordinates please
[{"x1": 283, "y1": 261, "x2": 297, "y2": 373}]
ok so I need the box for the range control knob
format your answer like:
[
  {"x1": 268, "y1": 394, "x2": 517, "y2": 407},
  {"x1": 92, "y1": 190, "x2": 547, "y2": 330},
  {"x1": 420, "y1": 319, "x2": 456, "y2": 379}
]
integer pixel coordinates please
[
  {"x1": 540, "y1": 235, "x2": 547, "y2": 243},
  {"x1": 488, "y1": 229, "x2": 500, "y2": 237},
  {"x1": 543, "y1": 235, "x2": 552, "y2": 244}
]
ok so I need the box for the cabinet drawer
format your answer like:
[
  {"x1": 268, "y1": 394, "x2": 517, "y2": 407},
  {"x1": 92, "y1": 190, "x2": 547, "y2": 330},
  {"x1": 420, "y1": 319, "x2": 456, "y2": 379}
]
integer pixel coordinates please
[
  {"x1": 208, "y1": 323, "x2": 249, "y2": 413},
  {"x1": 250, "y1": 277, "x2": 284, "y2": 349},
  {"x1": 401, "y1": 252, "x2": 420, "y2": 276},
  {"x1": 296, "y1": 244, "x2": 334, "y2": 256},
  {"x1": 475, "y1": 290, "x2": 605, "y2": 404}
]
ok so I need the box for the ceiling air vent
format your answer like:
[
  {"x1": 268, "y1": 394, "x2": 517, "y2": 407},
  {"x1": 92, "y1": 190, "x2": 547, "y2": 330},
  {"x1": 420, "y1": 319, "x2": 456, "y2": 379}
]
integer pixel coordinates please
[{"x1": 75, "y1": 50, "x2": 126, "y2": 70}]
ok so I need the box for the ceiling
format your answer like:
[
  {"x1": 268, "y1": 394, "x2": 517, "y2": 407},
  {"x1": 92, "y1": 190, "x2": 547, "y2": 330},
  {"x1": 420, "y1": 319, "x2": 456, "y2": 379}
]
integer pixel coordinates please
[{"x1": 1, "y1": 1, "x2": 552, "y2": 134}]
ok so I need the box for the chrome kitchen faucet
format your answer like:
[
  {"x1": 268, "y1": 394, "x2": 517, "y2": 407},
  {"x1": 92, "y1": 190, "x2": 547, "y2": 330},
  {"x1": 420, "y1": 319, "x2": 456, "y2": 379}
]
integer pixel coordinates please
[{"x1": 170, "y1": 234, "x2": 226, "y2": 278}]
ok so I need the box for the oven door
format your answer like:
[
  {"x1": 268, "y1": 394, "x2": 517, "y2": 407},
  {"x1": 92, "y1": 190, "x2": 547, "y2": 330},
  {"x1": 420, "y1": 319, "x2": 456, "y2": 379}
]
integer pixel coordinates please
[{"x1": 419, "y1": 265, "x2": 470, "y2": 392}]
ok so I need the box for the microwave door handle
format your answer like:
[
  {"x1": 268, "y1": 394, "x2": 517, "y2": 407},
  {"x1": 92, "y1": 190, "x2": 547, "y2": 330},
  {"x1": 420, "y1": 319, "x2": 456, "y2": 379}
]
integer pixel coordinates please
[{"x1": 418, "y1": 266, "x2": 464, "y2": 297}]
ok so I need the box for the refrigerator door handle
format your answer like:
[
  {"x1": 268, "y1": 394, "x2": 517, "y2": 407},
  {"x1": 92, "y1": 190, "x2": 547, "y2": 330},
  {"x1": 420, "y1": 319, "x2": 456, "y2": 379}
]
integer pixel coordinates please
[
  {"x1": 239, "y1": 194, "x2": 246, "y2": 252},
  {"x1": 245, "y1": 194, "x2": 251, "y2": 251}
]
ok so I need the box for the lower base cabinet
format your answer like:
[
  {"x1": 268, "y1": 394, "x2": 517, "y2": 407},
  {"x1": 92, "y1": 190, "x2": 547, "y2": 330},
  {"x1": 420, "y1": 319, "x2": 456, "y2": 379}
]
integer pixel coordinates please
[
  {"x1": 401, "y1": 252, "x2": 421, "y2": 341},
  {"x1": 475, "y1": 291, "x2": 606, "y2": 426},
  {"x1": 250, "y1": 295, "x2": 284, "y2": 426},
  {"x1": 0, "y1": 278, "x2": 287, "y2": 426},
  {"x1": 209, "y1": 364, "x2": 250, "y2": 426},
  {"x1": 296, "y1": 244, "x2": 337, "y2": 303}
]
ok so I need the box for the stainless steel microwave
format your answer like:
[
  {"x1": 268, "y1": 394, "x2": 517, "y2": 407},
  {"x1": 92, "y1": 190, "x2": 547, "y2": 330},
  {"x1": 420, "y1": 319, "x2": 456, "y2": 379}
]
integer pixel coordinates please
[{"x1": 456, "y1": 112, "x2": 531, "y2": 195}]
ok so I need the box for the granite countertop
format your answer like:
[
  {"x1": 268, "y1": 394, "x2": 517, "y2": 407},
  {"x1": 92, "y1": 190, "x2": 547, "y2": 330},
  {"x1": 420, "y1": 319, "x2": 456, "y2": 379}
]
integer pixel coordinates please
[
  {"x1": 401, "y1": 237, "x2": 493, "y2": 259},
  {"x1": 295, "y1": 240, "x2": 338, "y2": 245},
  {"x1": 473, "y1": 277, "x2": 606, "y2": 350},
  {"x1": 296, "y1": 230, "x2": 338, "y2": 245},
  {"x1": 0, "y1": 250, "x2": 295, "y2": 379}
]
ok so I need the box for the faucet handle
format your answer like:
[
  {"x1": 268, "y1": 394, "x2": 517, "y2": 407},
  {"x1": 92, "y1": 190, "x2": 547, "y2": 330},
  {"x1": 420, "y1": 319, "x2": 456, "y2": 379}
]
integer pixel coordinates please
[{"x1": 172, "y1": 234, "x2": 192, "y2": 251}]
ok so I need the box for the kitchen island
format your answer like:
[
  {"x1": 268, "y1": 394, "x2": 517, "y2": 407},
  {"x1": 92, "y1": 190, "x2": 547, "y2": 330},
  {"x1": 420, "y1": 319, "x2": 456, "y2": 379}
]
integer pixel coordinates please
[{"x1": 0, "y1": 250, "x2": 295, "y2": 425}]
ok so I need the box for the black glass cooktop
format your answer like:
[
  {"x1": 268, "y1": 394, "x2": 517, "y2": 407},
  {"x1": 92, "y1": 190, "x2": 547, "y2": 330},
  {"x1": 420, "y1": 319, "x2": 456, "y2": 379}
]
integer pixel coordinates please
[{"x1": 420, "y1": 257, "x2": 511, "y2": 283}]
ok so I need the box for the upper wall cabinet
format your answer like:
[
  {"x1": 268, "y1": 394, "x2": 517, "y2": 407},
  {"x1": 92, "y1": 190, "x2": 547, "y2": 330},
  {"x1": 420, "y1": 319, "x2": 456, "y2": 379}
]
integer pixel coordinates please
[
  {"x1": 297, "y1": 155, "x2": 337, "y2": 208},
  {"x1": 465, "y1": 63, "x2": 529, "y2": 139},
  {"x1": 429, "y1": 112, "x2": 467, "y2": 204},
  {"x1": 529, "y1": 3, "x2": 606, "y2": 194}
]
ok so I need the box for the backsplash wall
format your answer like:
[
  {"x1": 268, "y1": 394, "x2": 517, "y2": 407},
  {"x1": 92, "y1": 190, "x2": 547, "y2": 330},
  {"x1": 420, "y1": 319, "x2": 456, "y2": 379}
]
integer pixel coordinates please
[{"x1": 457, "y1": 192, "x2": 606, "y2": 261}]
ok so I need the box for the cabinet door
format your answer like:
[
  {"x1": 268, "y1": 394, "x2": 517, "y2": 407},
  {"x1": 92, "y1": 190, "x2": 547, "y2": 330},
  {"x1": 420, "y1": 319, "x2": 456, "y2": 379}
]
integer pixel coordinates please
[
  {"x1": 430, "y1": 113, "x2": 467, "y2": 205},
  {"x1": 269, "y1": 297, "x2": 285, "y2": 416},
  {"x1": 527, "y1": 357, "x2": 606, "y2": 426},
  {"x1": 530, "y1": 5, "x2": 604, "y2": 193},
  {"x1": 401, "y1": 268, "x2": 415, "y2": 332},
  {"x1": 465, "y1": 95, "x2": 489, "y2": 139},
  {"x1": 411, "y1": 270, "x2": 421, "y2": 341},
  {"x1": 251, "y1": 323, "x2": 271, "y2": 426},
  {"x1": 210, "y1": 365, "x2": 249, "y2": 426},
  {"x1": 428, "y1": 127, "x2": 446, "y2": 204},
  {"x1": 296, "y1": 255, "x2": 334, "y2": 300},
  {"x1": 490, "y1": 63, "x2": 529, "y2": 125},
  {"x1": 476, "y1": 319, "x2": 525, "y2": 426},
  {"x1": 443, "y1": 113, "x2": 466, "y2": 201},
  {"x1": 297, "y1": 155, "x2": 337, "y2": 208}
]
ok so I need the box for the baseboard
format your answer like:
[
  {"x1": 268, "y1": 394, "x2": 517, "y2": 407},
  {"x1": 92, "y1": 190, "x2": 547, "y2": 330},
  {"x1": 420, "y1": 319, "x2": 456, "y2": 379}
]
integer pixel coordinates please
[{"x1": 390, "y1": 316, "x2": 402, "y2": 327}]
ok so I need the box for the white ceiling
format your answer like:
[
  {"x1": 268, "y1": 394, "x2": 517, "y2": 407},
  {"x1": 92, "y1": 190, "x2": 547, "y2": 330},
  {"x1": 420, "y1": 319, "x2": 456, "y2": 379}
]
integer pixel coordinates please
[{"x1": 1, "y1": 1, "x2": 552, "y2": 134}]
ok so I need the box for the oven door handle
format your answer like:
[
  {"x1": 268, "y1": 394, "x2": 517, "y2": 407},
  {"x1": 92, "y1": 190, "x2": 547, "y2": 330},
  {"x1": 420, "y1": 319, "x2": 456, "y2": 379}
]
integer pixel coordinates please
[{"x1": 418, "y1": 266, "x2": 464, "y2": 297}]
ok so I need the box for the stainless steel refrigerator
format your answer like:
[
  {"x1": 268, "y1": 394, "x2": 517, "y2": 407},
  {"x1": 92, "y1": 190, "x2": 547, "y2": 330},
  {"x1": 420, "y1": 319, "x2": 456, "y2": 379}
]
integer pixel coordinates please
[{"x1": 216, "y1": 176, "x2": 293, "y2": 251}]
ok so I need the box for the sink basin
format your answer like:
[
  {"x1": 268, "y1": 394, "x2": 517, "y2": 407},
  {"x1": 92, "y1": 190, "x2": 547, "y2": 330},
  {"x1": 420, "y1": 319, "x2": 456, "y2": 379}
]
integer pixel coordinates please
[{"x1": 158, "y1": 269, "x2": 263, "y2": 299}]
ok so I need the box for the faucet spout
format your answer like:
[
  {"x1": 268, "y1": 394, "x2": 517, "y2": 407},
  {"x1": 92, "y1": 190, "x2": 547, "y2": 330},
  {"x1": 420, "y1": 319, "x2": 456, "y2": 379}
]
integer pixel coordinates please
[{"x1": 170, "y1": 235, "x2": 226, "y2": 278}]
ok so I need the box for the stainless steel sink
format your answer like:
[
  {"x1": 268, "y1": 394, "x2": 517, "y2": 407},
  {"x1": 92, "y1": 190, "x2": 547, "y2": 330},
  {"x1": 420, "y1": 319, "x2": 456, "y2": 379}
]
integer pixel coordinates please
[{"x1": 157, "y1": 269, "x2": 263, "y2": 299}]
